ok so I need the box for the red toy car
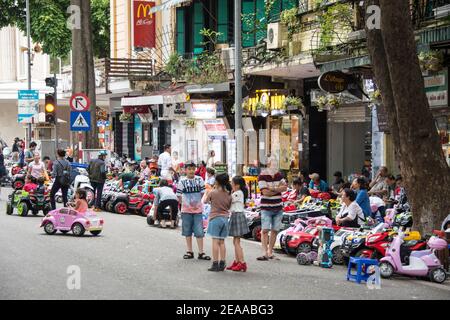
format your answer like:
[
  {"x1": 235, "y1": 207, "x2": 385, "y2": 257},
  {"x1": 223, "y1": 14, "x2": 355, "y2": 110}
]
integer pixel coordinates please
[
  {"x1": 281, "y1": 226, "x2": 320, "y2": 255},
  {"x1": 128, "y1": 192, "x2": 154, "y2": 216}
]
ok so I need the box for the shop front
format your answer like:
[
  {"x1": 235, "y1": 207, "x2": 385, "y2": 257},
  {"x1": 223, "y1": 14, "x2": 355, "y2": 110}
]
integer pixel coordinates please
[{"x1": 243, "y1": 89, "x2": 304, "y2": 179}]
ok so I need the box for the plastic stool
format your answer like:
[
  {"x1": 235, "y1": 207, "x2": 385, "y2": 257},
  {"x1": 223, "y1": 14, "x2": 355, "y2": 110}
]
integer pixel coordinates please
[{"x1": 347, "y1": 257, "x2": 379, "y2": 284}]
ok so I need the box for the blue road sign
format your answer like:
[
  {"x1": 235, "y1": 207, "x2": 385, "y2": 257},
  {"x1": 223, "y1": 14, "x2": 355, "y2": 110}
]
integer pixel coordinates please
[{"x1": 70, "y1": 111, "x2": 91, "y2": 131}]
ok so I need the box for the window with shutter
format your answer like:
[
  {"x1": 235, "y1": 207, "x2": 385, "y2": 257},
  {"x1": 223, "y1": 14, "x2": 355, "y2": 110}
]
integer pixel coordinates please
[
  {"x1": 193, "y1": 0, "x2": 205, "y2": 54},
  {"x1": 217, "y1": 0, "x2": 229, "y2": 43},
  {"x1": 255, "y1": 0, "x2": 266, "y2": 43},
  {"x1": 176, "y1": 8, "x2": 185, "y2": 54},
  {"x1": 242, "y1": 0, "x2": 256, "y2": 47},
  {"x1": 268, "y1": 0, "x2": 281, "y2": 23}
]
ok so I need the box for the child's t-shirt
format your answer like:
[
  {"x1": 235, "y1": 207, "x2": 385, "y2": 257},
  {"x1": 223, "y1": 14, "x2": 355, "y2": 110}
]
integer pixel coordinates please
[
  {"x1": 205, "y1": 189, "x2": 231, "y2": 220},
  {"x1": 176, "y1": 176, "x2": 205, "y2": 214},
  {"x1": 75, "y1": 199, "x2": 89, "y2": 213}
]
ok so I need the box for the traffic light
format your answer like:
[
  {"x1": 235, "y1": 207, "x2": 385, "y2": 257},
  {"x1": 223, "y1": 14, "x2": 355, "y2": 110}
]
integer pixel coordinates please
[
  {"x1": 45, "y1": 76, "x2": 57, "y2": 88},
  {"x1": 45, "y1": 93, "x2": 56, "y2": 124}
]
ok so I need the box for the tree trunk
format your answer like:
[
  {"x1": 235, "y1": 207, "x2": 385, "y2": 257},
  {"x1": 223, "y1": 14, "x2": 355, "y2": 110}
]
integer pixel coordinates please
[
  {"x1": 71, "y1": 0, "x2": 98, "y2": 150},
  {"x1": 365, "y1": 0, "x2": 450, "y2": 234}
]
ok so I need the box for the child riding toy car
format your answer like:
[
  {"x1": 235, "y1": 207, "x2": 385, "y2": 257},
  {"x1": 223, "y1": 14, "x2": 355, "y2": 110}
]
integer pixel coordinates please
[{"x1": 41, "y1": 208, "x2": 104, "y2": 236}]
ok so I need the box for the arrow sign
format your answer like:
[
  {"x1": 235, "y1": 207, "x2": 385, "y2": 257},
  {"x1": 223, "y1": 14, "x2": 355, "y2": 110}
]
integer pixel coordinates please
[
  {"x1": 70, "y1": 111, "x2": 91, "y2": 131},
  {"x1": 70, "y1": 93, "x2": 91, "y2": 112}
]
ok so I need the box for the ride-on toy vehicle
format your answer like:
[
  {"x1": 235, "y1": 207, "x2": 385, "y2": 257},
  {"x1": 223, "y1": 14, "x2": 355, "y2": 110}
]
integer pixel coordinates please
[
  {"x1": 106, "y1": 192, "x2": 130, "y2": 214},
  {"x1": 128, "y1": 192, "x2": 154, "y2": 216},
  {"x1": 379, "y1": 231, "x2": 447, "y2": 283},
  {"x1": 242, "y1": 209, "x2": 261, "y2": 241},
  {"x1": 40, "y1": 208, "x2": 104, "y2": 236},
  {"x1": 6, "y1": 188, "x2": 51, "y2": 216}
]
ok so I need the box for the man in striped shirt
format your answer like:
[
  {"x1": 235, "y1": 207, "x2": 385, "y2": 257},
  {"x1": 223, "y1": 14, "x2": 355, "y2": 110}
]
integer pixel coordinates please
[{"x1": 257, "y1": 157, "x2": 287, "y2": 261}]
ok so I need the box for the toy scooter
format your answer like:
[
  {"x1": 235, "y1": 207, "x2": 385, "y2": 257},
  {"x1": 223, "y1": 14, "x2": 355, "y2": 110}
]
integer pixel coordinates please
[{"x1": 379, "y1": 231, "x2": 448, "y2": 283}]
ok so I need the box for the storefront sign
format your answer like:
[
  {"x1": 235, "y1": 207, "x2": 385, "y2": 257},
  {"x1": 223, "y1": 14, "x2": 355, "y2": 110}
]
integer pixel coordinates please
[
  {"x1": 133, "y1": 1, "x2": 156, "y2": 48},
  {"x1": 318, "y1": 71, "x2": 351, "y2": 93},
  {"x1": 173, "y1": 103, "x2": 188, "y2": 116},
  {"x1": 247, "y1": 89, "x2": 288, "y2": 114},
  {"x1": 376, "y1": 104, "x2": 390, "y2": 133},
  {"x1": 191, "y1": 102, "x2": 217, "y2": 119},
  {"x1": 134, "y1": 114, "x2": 142, "y2": 161},
  {"x1": 204, "y1": 119, "x2": 228, "y2": 140},
  {"x1": 123, "y1": 105, "x2": 150, "y2": 114},
  {"x1": 427, "y1": 90, "x2": 448, "y2": 107},
  {"x1": 18, "y1": 90, "x2": 39, "y2": 123},
  {"x1": 424, "y1": 74, "x2": 446, "y2": 88}
]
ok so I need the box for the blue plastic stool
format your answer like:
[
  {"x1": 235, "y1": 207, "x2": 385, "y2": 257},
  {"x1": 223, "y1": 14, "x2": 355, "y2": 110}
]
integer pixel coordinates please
[{"x1": 347, "y1": 257, "x2": 379, "y2": 284}]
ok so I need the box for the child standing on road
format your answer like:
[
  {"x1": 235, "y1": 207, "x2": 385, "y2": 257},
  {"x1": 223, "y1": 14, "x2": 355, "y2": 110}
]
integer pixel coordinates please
[
  {"x1": 203, "y1": 173, "x2": 232, "y2": 272},
  {"x1": 177, "y1": 162, "x2": 211, "y2": 261},
  {"x1": 227, "y1": 176, "x2": 250, "y2": 272}
]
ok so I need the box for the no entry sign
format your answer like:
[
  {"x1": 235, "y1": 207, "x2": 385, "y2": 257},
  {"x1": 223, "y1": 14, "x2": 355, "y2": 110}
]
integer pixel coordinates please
[{"x1": 70, "y1": 93, "x2": 91, "y2": 112}]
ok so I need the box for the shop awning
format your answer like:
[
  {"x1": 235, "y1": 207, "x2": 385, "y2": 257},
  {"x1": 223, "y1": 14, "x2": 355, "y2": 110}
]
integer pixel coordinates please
[
  {"x1": 150, "y1": 0, "x2": 191, "y2": 14},
  {"x1": 318, "y1": 55, "x2": 371, "y2": 73},
  {"x1": 121, "y1": 86, "x2": 187, "y2": 107},
  {"x1": 185, "y1": 82, "x2": 230, "y2": 94}
]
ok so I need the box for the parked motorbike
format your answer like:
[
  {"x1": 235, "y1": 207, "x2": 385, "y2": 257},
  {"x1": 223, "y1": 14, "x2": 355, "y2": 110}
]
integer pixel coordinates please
[{"x1": 380, "y1": 231, "x2": 448, "y2": 283}]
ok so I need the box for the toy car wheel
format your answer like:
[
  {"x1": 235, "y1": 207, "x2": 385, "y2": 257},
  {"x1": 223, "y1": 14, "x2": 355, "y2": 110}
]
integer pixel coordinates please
[
  {"x1": 13, "y1": 180, "x2": 24, "y2": 190},
  {"x1": 296, "y1": 243, "x2": 312, "y2": 254},
  {"x1": 379, "y1": 262, "x2": 394, "y2": 279},
  {"x1": 6, "y1": 202, "x2": 13, "y2": 215},
  {"x1": 429, "y1": 268, "x2": 447, "y2": 283},
  {"x1": 56, "y1": 196, "x2": 63, "y2": 203},
  {"x1": 252, "y1": 225, "x2": 262, "y2": 242},
  {"x1": 296, "y1": 253, "x2": 310, "y2": 265},
  {"x1": 147, "y1": 215, "x2": 155, "y2": 226},
  {"x1": 141, "y1": 204, "x2": 151, "y2": 217},
  {"x1": 106, "y1": 201, "x2": 113, "y2": 212},
  {"x1": 44, "y1": 222, "x2": 57, "y2": 235},
  {"x1": 72, "y1": 223, "x2": 85, "y2": 237},
  {"x1": 91, "y1": 230, "x2": 102, "y2": 236},
  {"x1": 17, "y1": 202, "x2": 29, "y2": 217},
  {"x1": 114, "y1": 202, "x2": 128, "y2": 214},
  {"x1": 331, "y1": 247, "x2": 345, "y2": 265}
]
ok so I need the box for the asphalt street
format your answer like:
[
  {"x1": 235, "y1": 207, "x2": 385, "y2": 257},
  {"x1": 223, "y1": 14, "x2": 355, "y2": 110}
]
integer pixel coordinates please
[{"x1": 0, "y1": 187, "x2": 449, "y2": 300}]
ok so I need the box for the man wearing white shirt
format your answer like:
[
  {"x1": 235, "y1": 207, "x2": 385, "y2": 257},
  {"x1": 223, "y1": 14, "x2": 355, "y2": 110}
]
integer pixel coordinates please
[{"x1": 158, "y1": 144, "x2": 173, "y2": 179}]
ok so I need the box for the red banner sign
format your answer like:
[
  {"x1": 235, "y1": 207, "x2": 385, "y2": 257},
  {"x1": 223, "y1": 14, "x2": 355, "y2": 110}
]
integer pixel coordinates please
[
  {"x1": 133, "y1": 1, "x2": 156, "y2": 48},
  {"x1": 123, "y1": 105, "x2": 150, "y2": 114}
]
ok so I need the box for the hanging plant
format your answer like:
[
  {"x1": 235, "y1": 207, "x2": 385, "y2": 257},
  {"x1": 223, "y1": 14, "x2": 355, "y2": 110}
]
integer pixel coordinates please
[
  {"x1": 283, "y1": 96, "x2": 305, "y2": 112},
  {"x1": 316, "y1": 95, "x2": 342, "y2": 112},
  {"x1": 418, "y1": 50, "x2": 444, "y2": 72},
  {"x1": 255, "y1": 100, "x2": 270, "y2": 116},
  {"x1": 370, "y1": 89, "x2": 382, "y2": 103},
  {"x1": 119, "y1": 113, "x2": 133, "y2": 122}
]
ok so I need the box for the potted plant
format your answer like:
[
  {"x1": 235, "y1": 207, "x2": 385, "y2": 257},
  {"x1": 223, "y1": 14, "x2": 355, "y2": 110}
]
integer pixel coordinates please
[
  {"x1": 119, "y1": 113, "x2": 133, "y2": 122},
  {"x1": 418, "y1": 50, "x2": 444, "y2": 73},
  {"x1": 370, "y1": 89, "x2": 382, "y2": 103},
  {"x1": 255, "y1": 101, "x2": 270, "y2": 117},
  {"x1": 315, "y1": 95, "x2": 341, "y2": 112},
  {"x1": 283, "y1": 96, "x2": 305, "y2": 112}
]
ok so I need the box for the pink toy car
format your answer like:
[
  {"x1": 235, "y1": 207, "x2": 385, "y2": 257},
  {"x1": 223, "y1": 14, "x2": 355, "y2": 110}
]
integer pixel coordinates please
[{"x1": 40, "y1": 208, "x2": 104, "y2": 236}]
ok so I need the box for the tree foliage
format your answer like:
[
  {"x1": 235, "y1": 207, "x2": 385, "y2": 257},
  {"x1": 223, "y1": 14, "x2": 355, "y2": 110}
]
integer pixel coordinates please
[{"x1": 0, "y1": 0, "x2": 109, "y2": 58}]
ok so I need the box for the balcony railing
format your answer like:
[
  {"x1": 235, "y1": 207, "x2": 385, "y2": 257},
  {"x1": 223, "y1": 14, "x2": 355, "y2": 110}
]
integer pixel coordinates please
[
  {"x1": 412, "y1": 0, "x2": 450, "y2": 28},
  {"x1": 95, "y1": 58, "x2": 156, "y2": 93}
]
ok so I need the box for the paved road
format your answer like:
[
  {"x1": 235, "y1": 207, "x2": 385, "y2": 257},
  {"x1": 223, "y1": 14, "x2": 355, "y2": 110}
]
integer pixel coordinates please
[{"x1": 0, "y1": 187, "x2": 449, "y2": 300}]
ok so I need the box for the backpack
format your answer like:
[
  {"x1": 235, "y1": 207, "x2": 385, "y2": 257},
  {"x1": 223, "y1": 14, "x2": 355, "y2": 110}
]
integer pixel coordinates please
[{"x1": 57, "y1": 160, "x2": 71, "y2": 186}]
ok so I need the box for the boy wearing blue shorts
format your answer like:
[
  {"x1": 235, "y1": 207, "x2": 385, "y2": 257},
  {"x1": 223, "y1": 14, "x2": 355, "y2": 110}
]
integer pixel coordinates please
[{"x1": 177, "y1": 162, "x2": 211, "y2": 261}]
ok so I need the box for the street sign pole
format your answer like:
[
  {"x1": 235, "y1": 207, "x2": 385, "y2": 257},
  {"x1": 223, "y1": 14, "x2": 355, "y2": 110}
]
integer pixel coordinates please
[
  {"x1": 26, "y1": 0, "x2": 32, "y2": 145},
  {"x1": 234, "y1": 0, "x2": 243, "y2": 176},
  {"x1": 54, "y1": 73, "x2": 58, "y2": 151}
]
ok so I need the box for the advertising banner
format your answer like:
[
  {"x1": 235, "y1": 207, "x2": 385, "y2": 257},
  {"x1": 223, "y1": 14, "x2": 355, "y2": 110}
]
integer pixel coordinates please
[
  {"x1": 133, "y1": 1, "x2": 156, "y2": 48},
  {"x1": 18, "y1": 90, "x2": 39, "y2": 123}
]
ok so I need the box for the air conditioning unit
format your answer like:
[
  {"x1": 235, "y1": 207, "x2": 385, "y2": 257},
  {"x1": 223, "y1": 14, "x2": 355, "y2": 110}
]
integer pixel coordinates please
[
  {"x1": 434, "y1": 4, "x2": 450, "y2": 19},
  {"x1": 347, "y1": 29, "x2": 366, "y2": 42},
  {"x1": 267, "y1": 22, "x2": 286, "y2": 50},
  {"x1": 220, "y1": 47, "x2": 235, "y2": 71}
]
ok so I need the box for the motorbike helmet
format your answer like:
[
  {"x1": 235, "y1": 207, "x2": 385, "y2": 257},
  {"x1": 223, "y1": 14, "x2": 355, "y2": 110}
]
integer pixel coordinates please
[{"x1": 393, "y1": 212, "x2": 413, "y2": 229}]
